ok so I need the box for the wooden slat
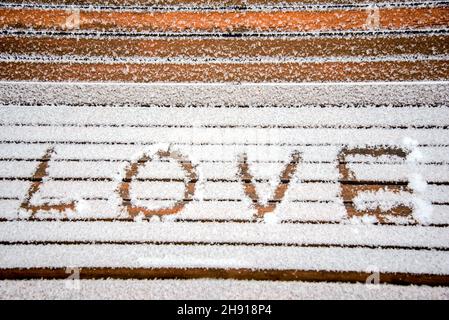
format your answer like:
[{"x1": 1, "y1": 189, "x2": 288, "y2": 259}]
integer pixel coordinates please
[
  {"x1": 1, "y1": 278, "x2": 448, "y2": 300},
  {"x1": 0, "y1": 203, "x2": 441, "y2": 225},
  {"x1": 2, "y1": 221, "x2": 448, "y2": 248},
  {"x1": 1, "y1": 82, "x2": 447, "y2": 106},
  {"x1": 1, "y1": 267, "x2": 448, "y2": 286},
  {"x1": 1, "y1": 144, "x2": 449, "y2": 163},
  {"x1": 1, "y1": 244, "x2": 448, "y2": 283},
  {"x1": 1, "y1": 60, "x2": 448, "y2": 82},
  {"x1": 4, "y1": 178, "x2": 443, "y2": 203},
  {"x1": 0, "y1": 7, "x2": 448, "y2": 32},
  {"x1": 2, "y1": 0, "x2": 443, "y2": 7},
  {"x1": 2, "y1": 34, "x2": 449, "y2": 58},
  {"x1": 2, "y1": 105, "x2": 449, "y2": 127}
]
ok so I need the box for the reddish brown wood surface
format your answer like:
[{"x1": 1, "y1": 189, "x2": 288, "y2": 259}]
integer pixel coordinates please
[
  {"x1": 2, "y1": 60, "x2": 448, "y2": 82},
  {"x1": 1, "y1": 7, "x2": 448, "y2": 32}
]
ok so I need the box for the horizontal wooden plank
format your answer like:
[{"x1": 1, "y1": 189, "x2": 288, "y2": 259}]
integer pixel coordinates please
[
  {"x1": 2, "y1": 105, "x2": 449, "y2": 127},
  {"x1": 1, "y1": 7, "x2": 448, "y2": 32},
  {"x1": 2, "y1": 82, "x2": 448, "y2": 106},
  {"x1": 1, "y1": 244, "x2": 448, "y2": 275},
  {"x1": 1, "y1": 144, "x2": 449, "y2": 163},
  {"x1": 3, "y1": 268, "x2": 449, "y2": 289},
  {"x1": 0, "y1": 199, "x2": 346, "y2": 221},
  {"x1": 1, "y1": 221, "x2": 448, "y2": 248},
  {"x1": 1, "y1": 161, "x2": 449, "y2": 182},
  {"x1": 1, "y1": 126, "x2": 448, "y2": 145},
  {"x1": 2, "y1": 60, "x2": 448, "y2": 82},
  {"x1": 2, "y1": 34, "x2": 448, "y2": 58},
  {"x1": 2, "y1": 0, "x2": 436, "y2": 7},
  {"x1": 1, "y1": 279, "x2": 448, "y2": 300},
  {"x1": 6, "y1": 188, "x2": 449, "y2": 220},
  {"x1": 3, "y1": 200, "x2": 449, "y2": 224},
  {"x1": 3, "y1": 179, "x2": 449, "y2": 202},
  {"x1": 1, "y1": 267, "x2": 449, "y2": 286}
]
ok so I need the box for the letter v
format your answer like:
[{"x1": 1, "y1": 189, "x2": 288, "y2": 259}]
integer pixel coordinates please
[{"x1": 237, "y1": 151, "x2": 301, "y2": 220}]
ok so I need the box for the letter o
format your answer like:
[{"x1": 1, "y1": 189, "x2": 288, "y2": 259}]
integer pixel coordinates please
[{"x1": 118, "y1": 149, "x2": 197, "y2": 218}]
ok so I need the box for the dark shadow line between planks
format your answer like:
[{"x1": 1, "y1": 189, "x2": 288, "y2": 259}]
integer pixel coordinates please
[
  {"x1": 1, "y1": 140, "x2": 449, "y2": 147},
  {"x1": 0, "y1": 240, "x2": 448, "y2": 251}
]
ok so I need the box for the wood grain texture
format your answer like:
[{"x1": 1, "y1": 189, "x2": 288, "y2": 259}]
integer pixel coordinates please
[
  {"x1": 1, "y1": 267, "x2": 448, "y2": 286},
  {"x1": 2, "y1": 60, "x2": 448, "y2": 82},
  {"x1": 2, "y1": 0, "x2": 442, "y2": 6},
  {"x1": 2, "y1": 35, "x2": 449, "y2": 58},
  {"x1": 1, "y1": 7, "x2": 448, "y2": 32}
]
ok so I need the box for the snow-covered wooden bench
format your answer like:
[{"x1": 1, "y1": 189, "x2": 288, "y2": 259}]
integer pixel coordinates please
[
  {"x1": 0, "y1": 0, "x2": 448, "y2": 298},
  {"x1": 0, "y1": 82, "x2": 448, "y2": 287}
]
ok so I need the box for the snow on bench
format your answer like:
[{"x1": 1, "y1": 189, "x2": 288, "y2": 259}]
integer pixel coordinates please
[
  {"x1": 0, "y1": 1, "x2": 448, "y2": 292},
  {"x1": 0, "y1": 82, "x2": 448, "y2": 286}
]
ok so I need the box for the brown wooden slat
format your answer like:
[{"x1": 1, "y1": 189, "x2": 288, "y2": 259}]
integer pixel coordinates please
[
  {"x1": 2, "y1": 35, "x2": 449, "y2": 58},
  {"x1": 2, "y1": 60, "x2": 448, "y2": 82},
  {"x1": 10, "y1": 181, "x2": 414, "y2": 201},
  {"x1": 381, "y1": 7, "x2": 449, "y2": 30},
  {"x1": 1, "y1": 267, "x2": 448, "y2": 286},
  {"x1": 2, "y1": 0, "x2": 435, "y2": 7},
  {"x1": 341, "y1": 184, "x2": 410, "y2": 199},
  {"x1": 10, "y1": 185, "x2": 421, "y2": 224},
  {"x1": 0, "y1": 7, "x2": 448, "y2": 32}
]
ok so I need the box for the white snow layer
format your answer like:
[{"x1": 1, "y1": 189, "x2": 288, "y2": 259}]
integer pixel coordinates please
[
  {"x1": 0, "y1": 279, "x2": 448, "y2": 300},
  {"x1": 2, "y1": 105, "x2": 449, "y2": 127},
  {"x1": 1, "y1": 244, "x2": 448, "y2": 274},
  {"x1": 2, "y1": 126, "x2": 449, "y2": 145},
  {"x1": 0, "y1": 221, "x2": 448, "y2": 248},
  {"x1": 0, "y1": 82, "x2": 448, "y2": 279},
  {"x1": 1, "y1": 82, "x2": 448, "y2": 106}
]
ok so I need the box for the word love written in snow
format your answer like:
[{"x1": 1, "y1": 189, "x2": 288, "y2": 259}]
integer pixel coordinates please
[{"x1": 19, "y1": 145, "x2": 416, "y2": 223}]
